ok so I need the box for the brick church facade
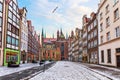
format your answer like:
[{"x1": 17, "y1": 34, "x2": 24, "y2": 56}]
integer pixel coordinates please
[
  {"x1": 41, "y1": 29, "x2": 68, "y2": 61},
  {"x1": 56, "y1": 29, "x2": 68, "y2": 60}
]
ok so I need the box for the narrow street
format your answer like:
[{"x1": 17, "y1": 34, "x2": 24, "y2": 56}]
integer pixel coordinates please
[
  {"x1": 30, "y1": 61, "x2": 119, "y2": 80},
  {"x1": 0, "y1": 62, "x2": 55, "y2": 80}
]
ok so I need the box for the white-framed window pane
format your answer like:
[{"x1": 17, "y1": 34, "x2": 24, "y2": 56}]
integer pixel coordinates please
[
  {"x1": 115, "y1": 27, "x2": 120, "y2": 37},
  {"x1": 0, "y1": 3, "x2": 2, "y2": 12},
  {"x1": 12, "y1": 37, "x2": 15, "y2": 45},
  {"x1": 8, "y1": 10, "x2": 12, "y2": 19},
  {"x1": 0, "y1": 17, "x2": 2, "y2": 27},
  {"x1": 7, "y1": 35, "x2": 11, "y2": 44},
  {"x1": 16, "y1": 39, "x2": 18, "y2": 47}
]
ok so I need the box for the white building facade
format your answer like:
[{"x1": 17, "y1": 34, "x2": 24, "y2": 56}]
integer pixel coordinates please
[{"x1": 98, "y1": 0, "x2": 120, "y2": 67}]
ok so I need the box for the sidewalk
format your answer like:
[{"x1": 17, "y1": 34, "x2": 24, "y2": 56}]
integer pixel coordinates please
[
  {"x1": 78, "y1": 62, "x2": 120, "y2": 79},
  {"x1": 0, "y1": 63, "x2": 40, "y2": 77}
]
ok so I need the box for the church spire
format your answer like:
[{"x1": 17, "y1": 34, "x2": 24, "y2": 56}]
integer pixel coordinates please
[
  {"x1": 44, "y1": 31, "x2": 46, "y2": 38},
  {"x1": 53, "y1": 33, "x2": 54, "y2": 38},
  {"x1": 42, "y1": 28, "x2": 44, "y2": 37},
  {"x1": 66, "y1": 33, "x2": 68, "y2": 39},
  {"x1": 60, "y1": 28, "x2": 63, "y2": 35}
]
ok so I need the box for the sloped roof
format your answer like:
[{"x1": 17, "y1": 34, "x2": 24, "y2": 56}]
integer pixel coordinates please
[{"x1": 44, "y1": 38, "x2": 57, "y2": 43}]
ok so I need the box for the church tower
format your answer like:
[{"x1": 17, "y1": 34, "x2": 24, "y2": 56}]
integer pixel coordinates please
[
  {"x1": 57, "y1": 30, "x2": 59, "y2": 40},
  {"x1": 41, "y1": 28, "x2": 44, "y2": 46}
]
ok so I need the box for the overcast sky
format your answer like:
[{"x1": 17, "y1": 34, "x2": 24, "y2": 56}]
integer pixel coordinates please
[{"x1": 18, "y1": 0, "x2": 99, "y2": 38}]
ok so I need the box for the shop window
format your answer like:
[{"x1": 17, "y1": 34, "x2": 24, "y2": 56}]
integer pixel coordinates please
[{"x1": 6, "y1": 53, "x2": 18, "y2": 62}]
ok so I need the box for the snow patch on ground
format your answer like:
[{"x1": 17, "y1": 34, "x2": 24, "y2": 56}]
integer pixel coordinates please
[
  {"x1": 79, "y1": 63, "x2": 120, "y2": 80},
  {"x1": 0, "y1": 63, "x2": 40, "y2": 77}
]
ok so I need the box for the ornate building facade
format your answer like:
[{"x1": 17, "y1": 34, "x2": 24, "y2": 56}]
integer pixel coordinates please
[
  {"x1": 87, "y1": 12, "x2": 98, "y2": 64},
  {"x1": 41, "y1": 29, "x2": 68, "y2": 61},
  {"x1": 19, "y1": 7, "x2": 28, "y2": 64},
  {"x1": 56, "y1": 29, "x2": 68, "y2": 60}
]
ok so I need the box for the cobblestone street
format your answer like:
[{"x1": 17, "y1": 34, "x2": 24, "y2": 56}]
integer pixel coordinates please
[{"x1": 30, "y1": 61, "x2": 118, "y2": 80}]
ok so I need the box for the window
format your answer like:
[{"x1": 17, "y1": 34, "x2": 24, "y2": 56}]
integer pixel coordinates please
[
  {"x1": 88, "y1": 25, "x2": 91, "y2": 32},
  {"x1": 94, "y1": 29, "x2": 97, "y2": 37},
  {"x1": 12, "y1": 37, "x2": 15, "y2": 45},
  {"x1": 88, "y1": 43, "x2": 91, "y2": 49},
  {"x1": 115, "y1": 27, "x2": 120, "y2": 37},
  {"x1": 100, "y1": 23, "x2": 103, "y2": 32},
  {"x1": 106, "y1": 32, "x2": 110, "y2": 41},
  {"x1": 8, "y1": 10, "x2": 12, "y2": 19},
  {"x1": 114, "y1": 0, "x2": 118, "y2": 4},
  {"x1": 106, "y1": 5, "x2": 109, "y2": 14},
  {"x1": 101, "y1": 50, "x2": 104, "y2": 62},
  {"x1": 53, "y1": 52, "x2": 55, "y2": 57},
  {"x1": 88, "y1": 34, "x2": 90, "y2": 40},
  {"x1": 106, "y1": 17, "x2": 110, "y2": 27},
  {"x1": 107, "y1": 49, "x2": 111, "y2": 63},
  {"x1": 100, "y1": 12, "x2": 103, "y2": 20},
  {"x1": 16, "y1": 39, "x2": 19, "y2": 47},
  {"x1": 13, "y1": 3, "x2": 17, "y2": 11},
  {"x1": 101, "y1": 36, "x2": 103, "y2": 44},
  {"x1": 48, "y1": 52, "x2": 50, "y2": 57},
  {"x1": 116, "y1": 48, "x2": 120, "y2": 53},
  {"x1": 94, "y1": 19, "x2": 97, "y2": 27},
  {"x1": 12, "y1": 26, "x2": 15, "y2": 34},
  {"x1": 8, "y1": 23, "x2": 11, "y2": 31},
  {"x1": 114, "y1": 8, "x2": 119, "y2": 20},
  {"x1": 16, "y1": 28, "x2": 19, "y2": 36},
  {"x1": 0, "y1": 3, "x2": 2, "y2": 12},
  {"x1": 94, "y1": 40, "x2": 97, "y2": 47},
  {"x1": 91, "y1": 41, "x2": 93, "y2": 48},
  {"x1": 91, "y1": 32, "x2": 93, "y2": 38},
  {"x1": 0, "y1": 17, "x2": 2, "y2": 27},
  {"x1": 17, "y1": 18, "x2": 19, "y2": 24},
  {"x1": 13, "y1": 14, "x2": 16, "y2": 22},
  {"x1": 91, "y1": 23, "x2": 93, "y2": 30},
  {"x1": 0, "y1": 32, "x2": 2, "y2": 41},
  {"x1": 7, "y1": 35, "x2": 11, "y2": 44}
]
